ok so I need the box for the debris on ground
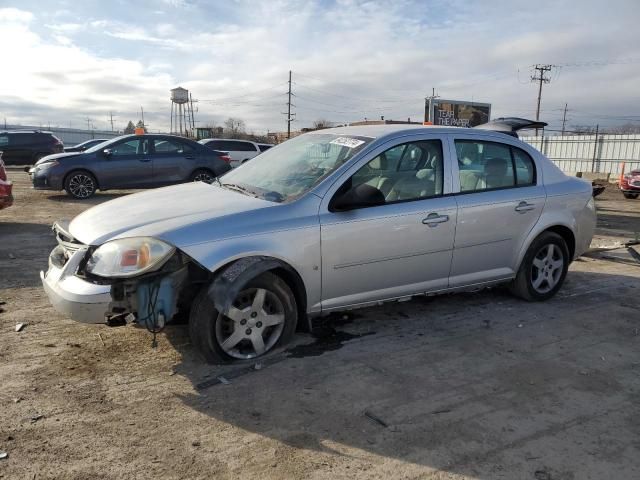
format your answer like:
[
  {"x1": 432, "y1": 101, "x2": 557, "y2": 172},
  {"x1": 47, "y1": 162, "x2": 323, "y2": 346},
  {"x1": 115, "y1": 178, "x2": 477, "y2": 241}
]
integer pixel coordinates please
[
  {"x1": 363, "y1": 410, "x2": 388, "y2": 428},
  {"x1": 15, "y1": 323, "x2": 25, "y2": 332},
  {"x1": 0, "y1": 451, "x2": 8, "y2": 460},
  {"x1": 30, "y1": 414, "x2": 44, "y2": 423}
]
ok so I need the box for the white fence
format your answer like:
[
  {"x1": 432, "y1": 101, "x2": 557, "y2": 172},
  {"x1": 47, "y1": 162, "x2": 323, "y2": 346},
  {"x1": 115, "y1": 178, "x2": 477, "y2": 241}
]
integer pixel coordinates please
[{"x1": 521, "y1": 134, "x2": 640, "y2": 177}]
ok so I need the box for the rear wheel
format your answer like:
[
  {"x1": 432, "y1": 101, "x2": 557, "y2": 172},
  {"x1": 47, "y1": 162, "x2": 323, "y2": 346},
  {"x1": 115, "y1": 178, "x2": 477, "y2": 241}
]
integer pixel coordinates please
[
  {"x1": 64, "y1": 171, "x2": 97, "y2": 199},
  {"x1": 509, "y1": 231, "x2": 569, "y2": 301},
  {"x1": 190, "y1": 168, "x2": 216, "y2": 184},
  {"x1": 623, "y1": 192, "x2": 639, "y2": 199},
  {"x1": 189, "y1": 272, "x2": 297, "y2": 363}
]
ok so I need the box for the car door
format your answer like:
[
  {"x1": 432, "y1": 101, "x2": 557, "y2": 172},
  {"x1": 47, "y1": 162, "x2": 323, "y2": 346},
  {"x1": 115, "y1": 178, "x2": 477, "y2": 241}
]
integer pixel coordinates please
[
  {"x1": 151, "y1": 137, "x2": 195, "y2": 184},
  {"x1": 96, "y1": 137, "x2": 153, "y2": 189},
  {"x1": 448, "y1": 133, "x2": 545, "y2": 287},
  {"x1": 319, "y1": 135, "x2": 457, "y2": 310}
]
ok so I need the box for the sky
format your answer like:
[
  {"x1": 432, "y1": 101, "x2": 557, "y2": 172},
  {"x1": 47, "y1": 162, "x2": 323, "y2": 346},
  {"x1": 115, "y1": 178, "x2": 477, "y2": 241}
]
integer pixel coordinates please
[{"x1": 0, "y1": 0, "x2": 639, "y2": 134}]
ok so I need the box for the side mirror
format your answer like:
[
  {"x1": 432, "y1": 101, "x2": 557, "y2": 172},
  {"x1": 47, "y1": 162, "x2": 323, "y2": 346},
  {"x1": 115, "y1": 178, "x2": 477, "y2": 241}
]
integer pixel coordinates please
[
  {"x1": 102, "y1": 148, "x2": 113, "y2": 157},
  {"x1": 331, "y1": 183, "x2": 385, "y2": 211}
]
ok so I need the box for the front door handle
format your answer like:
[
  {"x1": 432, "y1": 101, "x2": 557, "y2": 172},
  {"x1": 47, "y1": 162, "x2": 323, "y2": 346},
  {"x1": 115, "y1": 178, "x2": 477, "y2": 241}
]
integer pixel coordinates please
[
  {"x1": 422, "y1": 212, "x2": 449, "y2": 227},
  {"x1": 515, "y1": 201, "x2": 536, "y2": 213},
  {"x1": 138, "y1": 158, "x2": 151, "y2": 163},
  {"x1": 184, "y1": 156, "x2": 195, "y2": 160}
]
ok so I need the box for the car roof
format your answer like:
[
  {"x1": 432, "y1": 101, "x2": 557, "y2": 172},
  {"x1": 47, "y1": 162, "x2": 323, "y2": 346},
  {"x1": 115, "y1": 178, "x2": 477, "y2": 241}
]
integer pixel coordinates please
[
  {"x1": 313, "y1": 124, "x2": 514, "y2": 141},
  {"x1": 0, "y1": 130, "x2": 55, "y2": 135},
  {"x1": 200, "y1": 138, "x2": 254, "y2": 142}
]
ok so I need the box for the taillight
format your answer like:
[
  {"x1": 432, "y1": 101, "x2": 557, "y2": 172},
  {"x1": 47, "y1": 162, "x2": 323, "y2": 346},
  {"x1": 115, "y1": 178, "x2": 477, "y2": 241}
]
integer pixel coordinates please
[{"x1": 221, "y1": 155, "x2": 231, "y2": 163}]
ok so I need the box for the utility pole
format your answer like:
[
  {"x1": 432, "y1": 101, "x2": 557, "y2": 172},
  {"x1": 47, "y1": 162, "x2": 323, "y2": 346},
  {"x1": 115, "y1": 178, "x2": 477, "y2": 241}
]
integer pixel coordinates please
[
  {"x1": 531, "y1": 64, "x2": 553, "y2": 135},
  {"x1": 283, "y1": 70, "x2": 295, "y2": 139},
  {"x1": 109, "y1": 111, "x2": 115, "y2": 132},
  {"x1": 561, "y1": 103, "x2": 568, "y2": 136},
  {"x1": 140, "y1": 106, "x2": 145, "y2": 129},
  {"x1": 424, "y1": 87, "x2": 439, "y2": 123}
]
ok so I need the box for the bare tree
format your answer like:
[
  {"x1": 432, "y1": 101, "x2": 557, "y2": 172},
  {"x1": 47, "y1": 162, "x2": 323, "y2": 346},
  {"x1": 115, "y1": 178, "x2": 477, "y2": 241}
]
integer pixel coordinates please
[
  {"x1": 223, "y1": 117, "x2": 246, "y2": 137},
  {"x1": 312, "y1": 118, "x2": 333, "y2": 129},
  {"x1": 606, "y1": 123, "x2": 640, "y2": 134}
]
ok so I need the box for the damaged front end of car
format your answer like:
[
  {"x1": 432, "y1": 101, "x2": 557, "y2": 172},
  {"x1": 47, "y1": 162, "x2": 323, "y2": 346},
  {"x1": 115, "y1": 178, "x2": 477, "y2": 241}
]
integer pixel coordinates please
[{"x1": 42, "y1": 220, "x2": 210, "y2": 334}]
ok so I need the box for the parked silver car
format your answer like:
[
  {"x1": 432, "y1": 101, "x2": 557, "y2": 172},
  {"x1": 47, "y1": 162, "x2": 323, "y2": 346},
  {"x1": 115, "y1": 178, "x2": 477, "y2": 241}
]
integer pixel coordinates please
[{"x1": 41, "y1": 125, "x2": 596, "y2": 363}]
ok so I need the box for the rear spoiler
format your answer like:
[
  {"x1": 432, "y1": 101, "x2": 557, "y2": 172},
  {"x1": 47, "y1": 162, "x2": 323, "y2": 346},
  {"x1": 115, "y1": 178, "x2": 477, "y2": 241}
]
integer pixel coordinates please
[{"x1": 473, "y1": 117, "x2": 547, "y2": 138}]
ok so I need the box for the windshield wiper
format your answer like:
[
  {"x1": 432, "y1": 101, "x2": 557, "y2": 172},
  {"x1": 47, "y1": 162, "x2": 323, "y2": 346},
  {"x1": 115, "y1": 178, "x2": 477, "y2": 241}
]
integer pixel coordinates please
[{"x1": 221, "y1": 183, "x2": 258, "y2": 197}]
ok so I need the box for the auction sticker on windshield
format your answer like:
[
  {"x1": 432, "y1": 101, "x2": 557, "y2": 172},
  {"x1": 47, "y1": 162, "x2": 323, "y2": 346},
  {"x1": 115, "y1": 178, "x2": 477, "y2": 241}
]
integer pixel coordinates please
[{"x1": 329, "y1": 137, "x2": 366, "y2": 149}]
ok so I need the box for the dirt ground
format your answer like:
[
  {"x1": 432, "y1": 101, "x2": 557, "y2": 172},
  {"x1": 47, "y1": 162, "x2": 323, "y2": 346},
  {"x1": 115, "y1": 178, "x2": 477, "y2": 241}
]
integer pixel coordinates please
[{"x1": 1, "y1": 171, "x2": 640, "y2": 480}]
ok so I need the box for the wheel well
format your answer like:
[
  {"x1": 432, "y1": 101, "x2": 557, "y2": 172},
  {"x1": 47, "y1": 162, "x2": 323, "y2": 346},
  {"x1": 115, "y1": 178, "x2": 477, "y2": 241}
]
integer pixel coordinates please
[
  {"x1": 206, "y1": 256, "x2": 310, "y2": 332},
  {"x1": 270, "y1": 266, "x2": 309, "y2": 331},
  {"x1": 64, "y1": 169, "x2": 100, "y2": 189},
  {"x1": 545, "y1": 225, "x2": 576, "y2": 259}
]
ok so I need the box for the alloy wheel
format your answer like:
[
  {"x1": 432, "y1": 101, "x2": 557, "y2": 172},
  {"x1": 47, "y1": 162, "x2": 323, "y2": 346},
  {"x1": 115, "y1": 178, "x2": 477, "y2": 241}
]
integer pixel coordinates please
[
  {"x1": 68, "y1": 174, "x2": 95, "y2": 199},
  {"x1": 215, "y1": 287, "x2": 286, "y2": 359},
  {"x1": 531, "y1": 244, "x2": 564, "y2": 294},
  {"x1": 193, "y1": 172, "x2": 214, "y2": 184}
]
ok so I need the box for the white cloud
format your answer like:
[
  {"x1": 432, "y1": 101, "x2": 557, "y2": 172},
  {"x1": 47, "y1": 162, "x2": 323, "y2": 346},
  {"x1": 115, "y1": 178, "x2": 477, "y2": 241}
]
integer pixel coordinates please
[{"x1": 0, "y1": 7, "x2": 32, "y2": 22}]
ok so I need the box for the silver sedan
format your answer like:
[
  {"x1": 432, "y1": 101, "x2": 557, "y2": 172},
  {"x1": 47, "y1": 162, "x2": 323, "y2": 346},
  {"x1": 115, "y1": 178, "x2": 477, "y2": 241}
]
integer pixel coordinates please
[{"x1": 41, "y1": 125, "x2": 596, "y2": 363}]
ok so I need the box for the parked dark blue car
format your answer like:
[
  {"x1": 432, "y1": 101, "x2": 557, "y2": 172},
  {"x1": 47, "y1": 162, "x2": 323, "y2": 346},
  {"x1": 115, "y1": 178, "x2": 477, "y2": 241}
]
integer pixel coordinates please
[{"x1": 28, "y1": 134, "x2": 232, "y2": 199}]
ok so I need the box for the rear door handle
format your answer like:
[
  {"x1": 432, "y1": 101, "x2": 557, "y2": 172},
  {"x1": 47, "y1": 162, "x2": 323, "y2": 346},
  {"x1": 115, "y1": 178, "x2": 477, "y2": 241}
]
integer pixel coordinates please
[
  {"x1": 422, "y1": 213, "x2": 449, "y2": 227},
  {"x1": 185, "y1": 156, "x2": 195, "y2": 160},
  {"x1": 138, "y1": 158, "x2": 151, "y2": 163},
  {"x1": 515, "y1": 201, "x2": 536, "y2": 213}
]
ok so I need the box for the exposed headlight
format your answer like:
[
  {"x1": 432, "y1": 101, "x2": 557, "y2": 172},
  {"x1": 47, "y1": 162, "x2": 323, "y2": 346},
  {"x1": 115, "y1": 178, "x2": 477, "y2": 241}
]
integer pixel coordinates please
[
  {"x1": 85, "y1": 237, "x2": 175, "y2": 278},
  {"x1": 587, "y1": 196, "x2": 596, "y2": 212}
]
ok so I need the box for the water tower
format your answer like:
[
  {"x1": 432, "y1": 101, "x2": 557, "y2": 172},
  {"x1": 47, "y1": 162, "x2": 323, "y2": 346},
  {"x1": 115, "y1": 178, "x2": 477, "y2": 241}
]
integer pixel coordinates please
[{"x1": 170, "y1": 87, "x2": 195, "y2": 137}]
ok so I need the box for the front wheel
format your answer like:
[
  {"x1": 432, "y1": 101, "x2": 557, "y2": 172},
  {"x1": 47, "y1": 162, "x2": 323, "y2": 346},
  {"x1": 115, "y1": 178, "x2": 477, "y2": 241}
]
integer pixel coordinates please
[
  {"x1": 623, "y1": 192, "x2": 639, "y2": 199},
  {"x1": 64, "y1": 171, "x2": 97, "y2": 199},
  {"x1": 509, "y1": 231, "x2": 569, "y2": 301},
  {"x1": 189, "y1": 272, "x2": 298, "y2": 363},
  {"x1": 190, "y1": 169, "x2": 216, "y2": 184}
]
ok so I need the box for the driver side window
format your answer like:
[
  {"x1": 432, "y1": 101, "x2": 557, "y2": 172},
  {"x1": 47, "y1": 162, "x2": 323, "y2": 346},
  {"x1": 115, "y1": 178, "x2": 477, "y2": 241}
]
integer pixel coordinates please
[
  {"x1": 110, "y1": 139, "x2": 150, "y2": 156},
  {"x1": 349, "y1": 140, "x2": 444, "y2": 204}
]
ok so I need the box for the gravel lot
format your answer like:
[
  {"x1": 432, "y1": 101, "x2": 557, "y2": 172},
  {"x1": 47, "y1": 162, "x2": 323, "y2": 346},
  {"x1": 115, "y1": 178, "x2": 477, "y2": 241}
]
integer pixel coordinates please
[{"x1": 1, "y1": 171, "x2": 640, "y2": 480}]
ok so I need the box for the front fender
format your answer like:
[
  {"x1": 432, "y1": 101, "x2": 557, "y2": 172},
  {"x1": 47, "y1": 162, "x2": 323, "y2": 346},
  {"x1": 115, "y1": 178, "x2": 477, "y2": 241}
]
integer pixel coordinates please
[{"x1": 179, "y1": 224, "x2": 321, "y2": 315}]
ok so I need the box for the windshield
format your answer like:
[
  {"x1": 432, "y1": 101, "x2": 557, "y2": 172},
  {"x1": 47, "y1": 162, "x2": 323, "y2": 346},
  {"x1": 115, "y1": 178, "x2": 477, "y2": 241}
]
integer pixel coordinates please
[
  {"x1": 84, "y1": 137, "x2": 125, "y2": 153},
  {"x1": 219, "y1": 133, "x2": 373, "y2": 202}
]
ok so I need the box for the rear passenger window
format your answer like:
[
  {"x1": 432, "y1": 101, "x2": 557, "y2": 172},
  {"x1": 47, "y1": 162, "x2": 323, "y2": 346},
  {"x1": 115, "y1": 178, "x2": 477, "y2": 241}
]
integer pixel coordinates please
[
  {"x1": 455, "y1": 140, "x2": 521, "y2": 192},
  {"x1": 513, "y1": 147, "x2": 536, "y2": 185},
  {"x1": 0, "y1": 135, "x2": 7, "y2": 147},
  {"x1": 348, "y1": 140, "x2": 444, "y2": 204}
]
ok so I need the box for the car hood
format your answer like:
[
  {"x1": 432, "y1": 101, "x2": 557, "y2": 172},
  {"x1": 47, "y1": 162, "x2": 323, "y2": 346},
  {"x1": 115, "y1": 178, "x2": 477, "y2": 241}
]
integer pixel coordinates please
[
  {"x1": 36, "y1": 152, "x2": 82, "y2": 165},
  {"x1": 69, "y1": 182, "x2": 274, "y2": 246}
]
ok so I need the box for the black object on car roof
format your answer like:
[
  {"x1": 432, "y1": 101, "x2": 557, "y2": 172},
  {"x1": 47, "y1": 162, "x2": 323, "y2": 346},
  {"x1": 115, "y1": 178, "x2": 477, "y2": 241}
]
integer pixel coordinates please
[{"x1": 473, "y1": 117, "x2": 548, "y2": 138}]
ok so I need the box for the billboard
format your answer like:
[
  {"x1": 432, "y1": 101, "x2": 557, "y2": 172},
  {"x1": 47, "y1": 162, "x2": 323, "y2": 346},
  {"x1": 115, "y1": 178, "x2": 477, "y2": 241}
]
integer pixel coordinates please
[{"x1": 425, "y1": 99, "x2": 491, "y2": 127}]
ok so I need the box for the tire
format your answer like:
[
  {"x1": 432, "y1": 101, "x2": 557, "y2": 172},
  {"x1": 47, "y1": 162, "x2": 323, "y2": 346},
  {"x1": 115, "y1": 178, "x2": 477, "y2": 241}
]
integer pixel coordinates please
[
  {"x1": 623, "y1": 192, "x2": 639, "y2": 199},
  {"x1": 189, "y1": 272, "x2": 298, "y2": 364},
  {"x1": 64, "y1": 170, "x2": 97, "y2": 199},
  {"x1": 509, "y1": 231, "x2": 569, "y2": 301},
  {"x1": 190, "y1": 168, "x2": 216, "y2": 184},
  {"x1": 241, "y1": 158, "x2": 249, "y2": 164}
]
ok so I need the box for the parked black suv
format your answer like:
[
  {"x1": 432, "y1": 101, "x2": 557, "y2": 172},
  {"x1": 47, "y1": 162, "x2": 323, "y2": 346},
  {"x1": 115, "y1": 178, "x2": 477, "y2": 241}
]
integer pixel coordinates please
[{"x1": 0, "y1": 131, "x2": 64, "y2": 165}]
